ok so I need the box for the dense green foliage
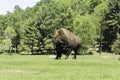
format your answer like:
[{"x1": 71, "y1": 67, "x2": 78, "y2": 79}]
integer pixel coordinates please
[
  {"x1": 0, "y1": 54, "x2": 120, "y2": 80},
  {"x1": 112, "y1": 34, "x2": 120, "y2": 55},
  {"x1": 0, "y1": 0, "x2": 120, "y2": 54},
  {"x1": 101, "y1": 0, "x2": 120, "y2": 52}
]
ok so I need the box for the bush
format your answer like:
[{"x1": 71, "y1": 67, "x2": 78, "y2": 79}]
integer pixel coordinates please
[{"x1": 112, "y1": 34, "x2": 120, "y2": 55}]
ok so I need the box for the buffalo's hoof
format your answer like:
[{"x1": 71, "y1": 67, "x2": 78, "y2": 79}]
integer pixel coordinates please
[{"x1": 55, "y1": 58, "x2": 61, "y2": 60}]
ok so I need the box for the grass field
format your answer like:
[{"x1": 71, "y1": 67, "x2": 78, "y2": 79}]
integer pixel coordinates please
[{"x1": 0, "y1": 53, "x2": 120, "y2": 80}]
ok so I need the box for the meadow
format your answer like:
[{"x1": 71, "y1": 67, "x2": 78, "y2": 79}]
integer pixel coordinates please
[{"x1": 0, "y1": 53, "x2": 120, "y2": 80}]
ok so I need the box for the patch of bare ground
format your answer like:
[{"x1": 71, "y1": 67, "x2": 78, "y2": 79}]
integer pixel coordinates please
[{"x1": 101, "y1": 52, "x2": 111, "y2": 58}]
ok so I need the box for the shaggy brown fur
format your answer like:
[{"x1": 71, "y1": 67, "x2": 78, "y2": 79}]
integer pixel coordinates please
[{"x1": 54, "y1": 28, "x2": 81, "y2": 59}]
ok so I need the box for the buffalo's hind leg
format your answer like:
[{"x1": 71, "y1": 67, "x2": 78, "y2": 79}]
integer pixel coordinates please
[
  {"x1": 65, "y1": 48, "x2": 72, "y2": 59},
  {"x1": 55, "y1": 55, "x2": 59, "y2": 59}
]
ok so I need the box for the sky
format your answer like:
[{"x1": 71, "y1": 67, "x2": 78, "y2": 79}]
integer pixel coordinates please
[{"x1": 0, "y1": 0, "x2": 40, "y2": 15}]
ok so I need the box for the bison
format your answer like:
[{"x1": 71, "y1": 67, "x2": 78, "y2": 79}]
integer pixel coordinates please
[{"x1": 54, "y1": 28, "x2": 81, "y2": 59}]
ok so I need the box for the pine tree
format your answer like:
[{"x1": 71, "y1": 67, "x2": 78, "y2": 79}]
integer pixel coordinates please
[{"x1": 102, "y1": 0, "x2": 120, "y2": 51}]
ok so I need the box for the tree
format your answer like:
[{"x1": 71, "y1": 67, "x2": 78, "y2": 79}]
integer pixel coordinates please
[
  {"x1": 4, "y1": 27, "x2": 17, "y2": 53},
  {"x1": 11, "y1": 5, "x2": 24, "y2": 53},
  {"x1": 101, "y1": 0, "x2": 120, "y2": 52},
  {"x1": 73, "y1": 15, "x2": 98, "y2": 54},
  {"x1": 0, "y1": 15, "x2": 6, "y2": 53},
  {"x1": 23, "y1": 0, "x2": 57, "y2": 54},
  {"x1": 2, "y1": 6, "x2": 24, "y2": 53},
  {"x1": 94, "y1": 1, "x2": 109, "y2": 53}
]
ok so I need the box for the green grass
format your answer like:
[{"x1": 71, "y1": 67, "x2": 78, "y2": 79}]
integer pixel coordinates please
[{"x1": 0, "y1": 53, "x2": 120, "y2": 80}]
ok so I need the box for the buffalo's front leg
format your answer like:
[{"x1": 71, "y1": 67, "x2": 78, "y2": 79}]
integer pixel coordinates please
[
  {"x1": 55, "y1": 44, "x2": 62, "y2": 59},
  {"x1": 55, "y1": 49, "x2": 62, "y2": 60},
  {"x1": 73, "y1": 49, "x2": 78, "y2": 59},
  {"x1": 55, "y1": 52, "x2": 62, "y2": 59}
]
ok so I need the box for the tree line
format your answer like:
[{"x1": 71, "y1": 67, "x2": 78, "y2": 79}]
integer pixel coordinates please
[{"x1": 0, "y1": 0, "x2": 120, "y2": 55}]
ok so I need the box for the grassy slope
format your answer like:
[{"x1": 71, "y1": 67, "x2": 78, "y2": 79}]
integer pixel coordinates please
[{"x1": 0, "y1": 54, "x2": 120, "y2": 80}]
